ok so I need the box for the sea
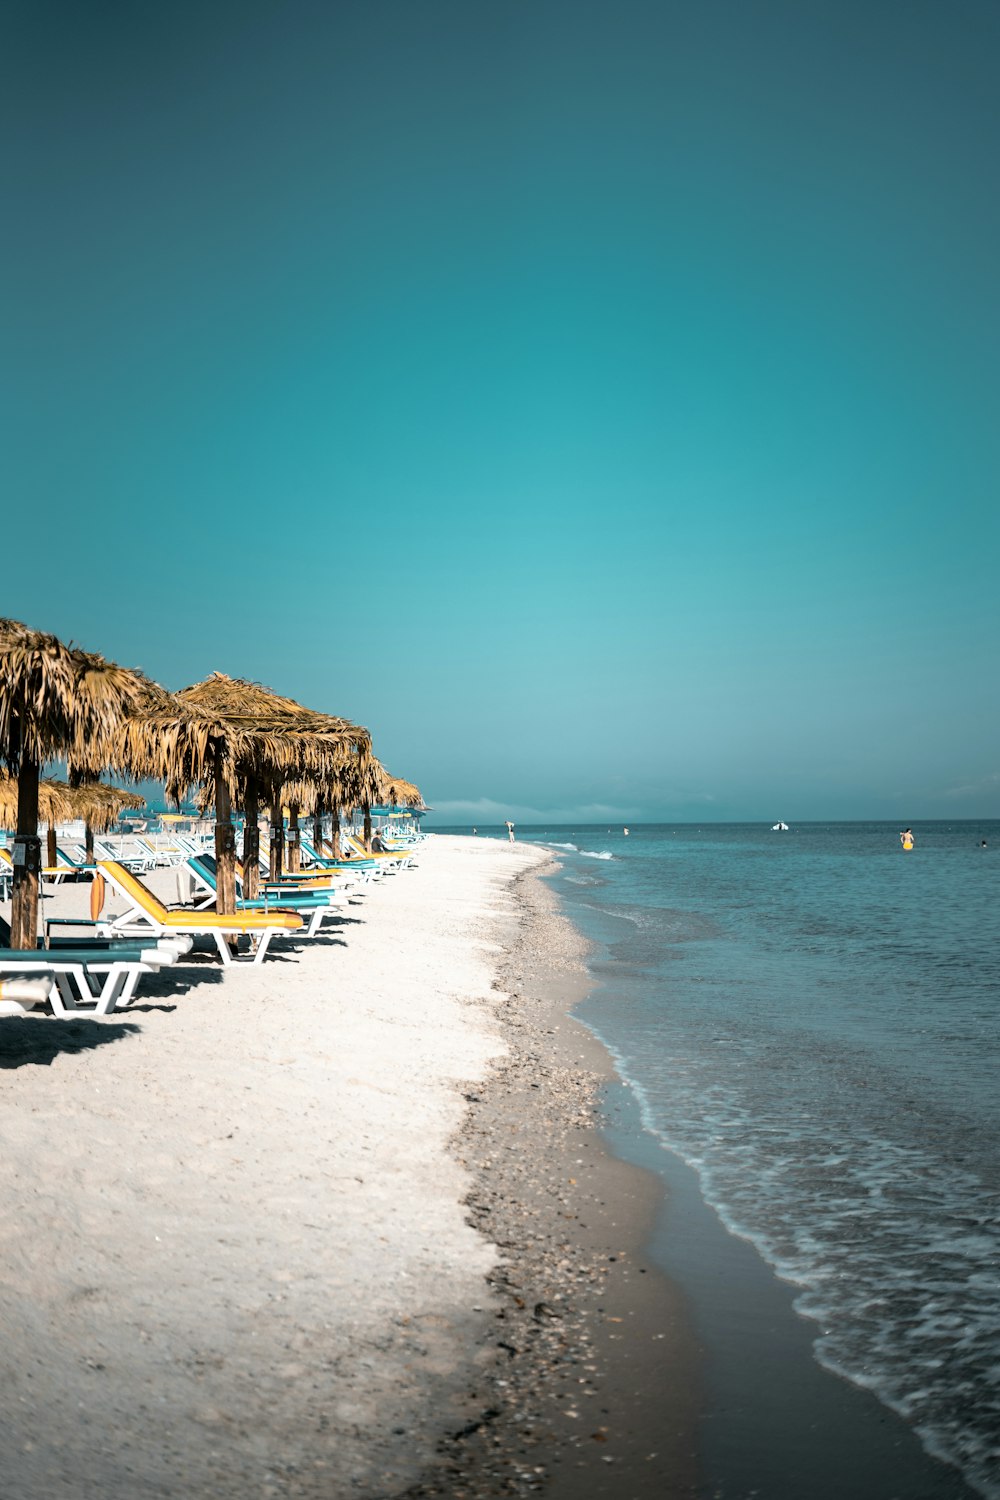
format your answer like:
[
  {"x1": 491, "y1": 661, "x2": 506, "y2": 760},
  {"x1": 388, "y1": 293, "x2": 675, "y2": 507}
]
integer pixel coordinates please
[{"x1": 454, "y1": 821, "x2": 1000, "y2": 1498}]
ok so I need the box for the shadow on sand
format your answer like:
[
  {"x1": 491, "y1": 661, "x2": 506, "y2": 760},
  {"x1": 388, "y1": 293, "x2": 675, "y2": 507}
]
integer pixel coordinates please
[
  {"x1": 124, "y1": 964, "x2": 228, "y2": 1008},
  {"x1": 0, "y1": 1016, "x2": 141, "y2": 1069}
]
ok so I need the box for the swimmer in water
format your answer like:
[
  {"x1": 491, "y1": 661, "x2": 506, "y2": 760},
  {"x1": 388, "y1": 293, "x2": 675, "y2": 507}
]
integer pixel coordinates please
[{"x1": 900, "y1": 828, "x2": 914, "y2": 850}]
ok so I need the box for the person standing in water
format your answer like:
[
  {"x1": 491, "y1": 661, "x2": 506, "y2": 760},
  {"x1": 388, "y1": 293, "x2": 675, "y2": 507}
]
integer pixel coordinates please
[
  {"x1": 506, "y1": 820, "x2": 515, "y2": 844},
  {"x1": 900, "y1": 828, "x2": 914, "y2": 850}
]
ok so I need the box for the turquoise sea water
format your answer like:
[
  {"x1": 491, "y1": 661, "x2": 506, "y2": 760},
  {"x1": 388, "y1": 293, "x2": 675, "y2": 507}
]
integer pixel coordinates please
[{"x1": 477, "y1": 822, "x2": 999, "y2": 1497}]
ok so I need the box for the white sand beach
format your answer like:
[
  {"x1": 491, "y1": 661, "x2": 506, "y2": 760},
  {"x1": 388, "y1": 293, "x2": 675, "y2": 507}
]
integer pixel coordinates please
[{"x1": 0, "y1": 837, "x2": 551, "y2": 1497}]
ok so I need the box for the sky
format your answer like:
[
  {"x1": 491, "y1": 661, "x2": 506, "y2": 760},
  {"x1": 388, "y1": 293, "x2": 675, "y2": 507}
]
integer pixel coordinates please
[{"x1": 3, "y1": 0, "x2": 998, "y2": 823}]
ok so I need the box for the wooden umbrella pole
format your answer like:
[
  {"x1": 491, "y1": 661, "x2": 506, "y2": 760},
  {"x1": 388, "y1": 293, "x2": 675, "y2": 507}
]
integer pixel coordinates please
[
  {"x1": 242, "y1": 774, "x2": 260, "y2": 900},
  {"x1": 84, "y1": 820, "x2": 95, "y2": 864},
  {"x1": 363, "y1": 803, "x2": 372, "y2": 854},
  {"x1": 330, "y1": 803, "x2": 341, "y2": 859},
  {"x1": 269, "y1": 792, "x2": 284, "y2": 882},
  {"x1": 288, "y1": 803, "x2": 301, "y2": 873},
  {"x1": 10, "y1": 748, "x2": 41, "y2": 950},
  {"x1": 314, "y1": 795, "x2": 326, "y2": 858},
  {"x1": 46, "y1": 824, "x2": 58, "y2": 870},
  {"x1": 213, "y1": 741, "x2": 237, "y2": 918}
]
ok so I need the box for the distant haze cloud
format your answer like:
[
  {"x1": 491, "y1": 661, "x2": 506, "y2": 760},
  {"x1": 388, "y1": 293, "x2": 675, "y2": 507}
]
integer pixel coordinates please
[
  {"x1": 427, "y1": 797, "x2": 637, "y2": 824},
  {"x1": 944, "y1": 771, "x2": 1000, "y2": 800}
]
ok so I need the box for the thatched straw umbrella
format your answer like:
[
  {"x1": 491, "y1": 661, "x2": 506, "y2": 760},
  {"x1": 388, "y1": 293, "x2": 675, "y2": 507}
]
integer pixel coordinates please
[
  {"x1": 152, "y1": 674, "x2": 370, "y2": 908},
  {"x1": 367, "y1": 774, "x2": 425, "y2": 844},
  {"x1": 0, "y1": 775, "x2": 78, "y2": 874},
  {"x1": 378, "y1": 775, "x2": 425, "y2": 810},
  {"x1": 324, "y1": 749, "x2": 389, "y2": 855},
  {"x1": 0, "y1": 774, "x2": 73, "y2": 832},
  {"x1": 63, "y1": 779, "x2": 147, "y2": 864},
  {"x1": 0, "y1": 620, "x2": 157, "y2": 947}
]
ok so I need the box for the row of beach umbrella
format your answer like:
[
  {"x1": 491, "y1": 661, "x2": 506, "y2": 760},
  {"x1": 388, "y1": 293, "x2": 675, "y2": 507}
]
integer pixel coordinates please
[{"x1": 0, "y1": 618, "x2": 424, "y2": 948}]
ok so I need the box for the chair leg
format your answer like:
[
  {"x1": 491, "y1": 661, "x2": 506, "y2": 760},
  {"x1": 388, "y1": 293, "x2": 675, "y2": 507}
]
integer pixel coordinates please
[
  {"x1": 48, "y1": 974, "x2": 75, "y2": 1017},
  {"x1": 251, "y1": 931, "x2": 274, "y2": 965},
  {"x1": 212, "y1": 931, "x2": 234, "y2": 965},
  {"x1": 97, "y1": 966, "x2": 139, "y2": 1014}
]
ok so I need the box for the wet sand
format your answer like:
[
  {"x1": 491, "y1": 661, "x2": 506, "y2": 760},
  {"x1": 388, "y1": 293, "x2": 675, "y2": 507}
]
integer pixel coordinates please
[{"x1": 405, "y1": 855, "x2": 701, "y2": 1499}]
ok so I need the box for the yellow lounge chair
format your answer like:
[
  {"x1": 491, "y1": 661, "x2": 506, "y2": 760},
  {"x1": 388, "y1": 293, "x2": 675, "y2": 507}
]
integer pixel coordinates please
[
  {"x1": 0, "y1": 844, "x2": 69, "y2": 884},
  {"x1": 343, "y1": 834, "x2": 414, "y2": 870},
  {"x1": 95, "y1": 861, "x2": 303, "y2": 966}
]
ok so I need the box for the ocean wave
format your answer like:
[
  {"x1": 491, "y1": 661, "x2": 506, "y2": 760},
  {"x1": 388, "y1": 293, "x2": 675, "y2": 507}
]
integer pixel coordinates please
[
  {"x1": 595, "y1": 1045, "x2": 1000, "y2": 1500},
  {"x1": 579, "y1": 849, "x2": 614, "y2": 860},
  {"x1": 547, "y1": 842, "x2": 578, "y2": 851}
]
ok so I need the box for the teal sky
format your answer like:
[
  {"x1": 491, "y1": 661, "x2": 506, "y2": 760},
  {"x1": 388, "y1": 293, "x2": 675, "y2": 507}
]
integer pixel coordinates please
[{"x1": 4, "y1": 1, "x2": 998, "y2": 822}]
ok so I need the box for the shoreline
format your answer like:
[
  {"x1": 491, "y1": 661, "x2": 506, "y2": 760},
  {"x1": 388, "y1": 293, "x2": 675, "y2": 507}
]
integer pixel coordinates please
[
  {"x1": 2, "y1": 832, "x2": 980, "y2": 1498},
  {"x1": 406, "y1": 852, "x2": 701, "y2": 1498}
]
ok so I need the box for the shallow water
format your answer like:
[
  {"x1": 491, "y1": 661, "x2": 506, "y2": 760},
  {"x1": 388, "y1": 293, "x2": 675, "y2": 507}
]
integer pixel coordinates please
[{"x1": 516, "y1": 822, "x2": 1000, "y2": 1498}]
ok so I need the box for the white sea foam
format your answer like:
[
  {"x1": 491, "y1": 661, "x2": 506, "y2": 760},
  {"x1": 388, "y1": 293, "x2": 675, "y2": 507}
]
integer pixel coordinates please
[{"x1": 579, "y1": 849, "x2": 613, "y2": 860}]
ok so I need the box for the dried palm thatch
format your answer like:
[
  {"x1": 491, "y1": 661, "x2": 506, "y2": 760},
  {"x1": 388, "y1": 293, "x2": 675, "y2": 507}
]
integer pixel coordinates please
[
  {"x1": 0, "y1": 774, "x2": 74, "y2": 831},
  {"x1": 147, "y1": 673, "x2": 372, "y2": 901},
  {"x1": 0, "y1": 619, "x2": 163, "y2": 946},
  {"x1": 0, "y1": 619, "x2": 157, "y2": 771},
  {"x1": 378, "y1": 774, "x2": 425, "y2": 810},
  {"x1": 65, "y1": 781, "x2": 146, "y2": 834},
  {"x1": 63, "y1": 779, "x2": 147, "y2": 863}
]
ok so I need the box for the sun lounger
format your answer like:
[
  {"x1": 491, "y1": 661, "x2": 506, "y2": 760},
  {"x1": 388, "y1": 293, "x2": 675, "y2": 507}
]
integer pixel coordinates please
[
  {"x1": 0, "y1": 938, "x2": 185, "y2": 1015},
  {"x1": 94, "y1": 860, "x2": 304, "y2": 965},
  {"x1": 343, "y1": 834, "x2": 415, "y2": 870},
  {"x1": 133, "y1": 835, "x2": 192, "y2": 868},
  {"x1": 0, "y1": 976, "x2": 55, "y2": 1016},
  {"x1": 0, "y1": 844, "x2": 70, "y2": 885},
  {"x1": 243, "y1": 847, "x2": 367, "y2": 891},
  {"x1": 297, "y1": 839, "x2": 379, "y2": 882},
  {"x1": 183, "y1": 855, "x2": 343, "y2": 938},
  {"x1": 92, "y1": 837, "x2": 156, "y2": 874},
  {"x1": 55, "y1": 846, "x2": 97, "y2": 878}
]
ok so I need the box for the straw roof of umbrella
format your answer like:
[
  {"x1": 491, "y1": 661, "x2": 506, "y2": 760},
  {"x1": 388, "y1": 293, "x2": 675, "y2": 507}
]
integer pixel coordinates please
[
  {"x1": 0, "y1": 618, "x2": 176, "y2": 945},
  {"x1": 378, "y1": 774, "x2": 425, "y2": 809},
  {"x1": 143, "y1": 673, "x2": 372, "y2": 805},
  {"x1": 0, "y1": 774, "x2": 75, "y2": 830},
  {"x1": 64, "y1": 781, "x2": 147, "y2": 833},
  {"x1": 0, "y1": 618, "x2": 158, "y2": 772}
]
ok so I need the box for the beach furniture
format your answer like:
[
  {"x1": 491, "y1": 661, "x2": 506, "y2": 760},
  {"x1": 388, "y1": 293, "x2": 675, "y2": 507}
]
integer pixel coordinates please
[
  {"x1": 55, "y1": 845, "x2": 97, "y2": 878},
  {"x1": 0, "y1": 844, "x2": 69, "y2": 886},
  {"x1": 299, "y1": 838, "x2": 384, "y2": 878},
  {"x1": 0, "y1": 938, "x2": 186, "y2": 1015},
  {"x1": 292, "y1": 840, "x2": 378, "y2": 884},
  {"x1": 92, "y1": 837, "x2": 156, "y2": 874},
  {"x1": 343, "y1": 834, "x2": 415, "y2": 871},
  {"x1": 182, "y1": 855, "x2": 343, "y2": 938},
  {"x1": 93, "y1": 860, "x2": 304, "y2": 965},
  {"x1": 132, "y1": 835, "x2": 182, "y2": 867},
  {"x1": 0, "y1": 976, "x2": 55, "y2": 1016},
  {"x1": 2, "y1": 910, "x2": 190, "y2": 960}
]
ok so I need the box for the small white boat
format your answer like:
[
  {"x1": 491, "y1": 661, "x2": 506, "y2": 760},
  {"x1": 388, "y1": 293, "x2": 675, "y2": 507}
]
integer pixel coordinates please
[{"x1": 771, "y1": 821, "x2": 789, "y2": 831}]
